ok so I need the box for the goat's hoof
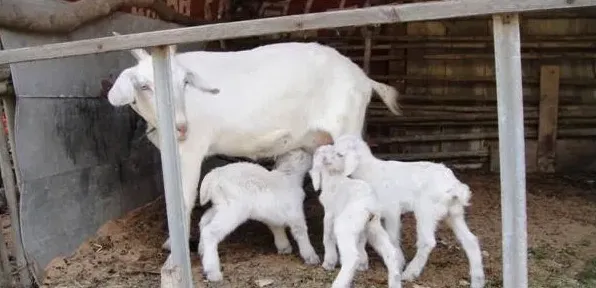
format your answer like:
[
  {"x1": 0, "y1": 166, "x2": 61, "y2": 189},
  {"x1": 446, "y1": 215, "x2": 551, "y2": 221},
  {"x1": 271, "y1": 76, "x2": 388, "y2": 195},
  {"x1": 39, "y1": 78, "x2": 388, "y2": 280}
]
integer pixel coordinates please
[
  {"x1": 304, "y1": 254, "x2": 321, "y2": 265},
  {"x1": 161, "y1": 239, "x2": 171, "y2": 251},
  {"x1": 401, "y1": 268, "x2": 419, "y2": 282},
  {"x1": 356, "y1": 262, "x2": 369, "y2": 271},
  {"x1": 322, "y1": 261, "x2": 336, "y2": 271},
  {"x1": 277, "y1": 245, "x2": 292, "y2": 255},
  {"x1": 203, "y1": 270, "x2": 223, "y2": 282},
  {"x1": 470, "y1": 275, "x2": 486, "y2": 288}
]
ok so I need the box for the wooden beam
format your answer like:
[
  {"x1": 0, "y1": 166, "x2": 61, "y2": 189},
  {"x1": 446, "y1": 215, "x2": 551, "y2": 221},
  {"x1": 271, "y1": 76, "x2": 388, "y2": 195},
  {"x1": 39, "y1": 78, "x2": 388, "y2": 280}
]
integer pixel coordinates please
[
  {"x1": 536, "y1": 65, "x2": 560, "y2": 173},
  {"x1": 1, "y1": 0, "x2": 596, "y2": 64}
]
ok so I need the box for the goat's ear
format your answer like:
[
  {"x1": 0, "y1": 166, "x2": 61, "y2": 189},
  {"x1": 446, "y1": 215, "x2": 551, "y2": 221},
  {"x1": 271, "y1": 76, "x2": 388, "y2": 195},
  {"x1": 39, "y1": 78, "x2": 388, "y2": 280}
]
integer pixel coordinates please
[
  {"x1": 309, "y1": 167, "x2": 322, "y2": 191},
  {"x1": 129, "y1": 48, "x2": 151, "y2": 62},
  {"x1": 184, "y1": 71, "x2": 220, "y2": 95},
  {"x1": 309, "y1": 153, "x2": 323, "y2": 191},
  {"x1": 342, "y1": 151, "x2": 359, "y2": 177},
  {"x1": 111, "y1": 31, "x2": 150, "y2": 61}
]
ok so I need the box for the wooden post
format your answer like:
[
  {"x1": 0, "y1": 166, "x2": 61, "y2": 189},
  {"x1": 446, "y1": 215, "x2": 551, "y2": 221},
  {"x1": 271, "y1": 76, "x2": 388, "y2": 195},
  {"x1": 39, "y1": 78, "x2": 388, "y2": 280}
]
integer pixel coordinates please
[
  {"x1": 0, "y1": 223, "x2": 12, "y2": 288},
  {"x1": 537, "y1": 65, "x2": 560, "y2": 173},
  {"x1": 0, "y1": 102, "x2": 32, "y2": 287}
]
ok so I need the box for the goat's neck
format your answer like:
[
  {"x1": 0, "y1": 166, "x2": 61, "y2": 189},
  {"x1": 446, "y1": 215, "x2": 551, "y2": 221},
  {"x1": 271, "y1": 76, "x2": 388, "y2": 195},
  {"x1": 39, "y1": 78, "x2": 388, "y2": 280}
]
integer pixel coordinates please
[
  {"x1": 279, "y1": 171, "x2": 306, "y2": 187},
  {"x1": 320, "y1": 173, "x2": 343, "y2": 193},
  {"x1": 353, "y1": 153, "x2": 380, "y2": 176}
]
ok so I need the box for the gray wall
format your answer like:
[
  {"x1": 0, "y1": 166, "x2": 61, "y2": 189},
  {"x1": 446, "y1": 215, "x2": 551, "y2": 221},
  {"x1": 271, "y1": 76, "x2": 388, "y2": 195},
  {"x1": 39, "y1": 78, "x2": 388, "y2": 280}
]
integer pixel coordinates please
[{"x1": 1, "y1": 11, "x2": 208, "y2": 280}]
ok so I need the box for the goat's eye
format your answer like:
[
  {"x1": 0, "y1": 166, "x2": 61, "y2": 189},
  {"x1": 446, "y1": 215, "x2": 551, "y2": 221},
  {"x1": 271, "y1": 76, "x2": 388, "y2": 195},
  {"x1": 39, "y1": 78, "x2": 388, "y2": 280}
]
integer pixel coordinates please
[{"x1": 140, "y1": 84, "x2": 150, "y2": 91}]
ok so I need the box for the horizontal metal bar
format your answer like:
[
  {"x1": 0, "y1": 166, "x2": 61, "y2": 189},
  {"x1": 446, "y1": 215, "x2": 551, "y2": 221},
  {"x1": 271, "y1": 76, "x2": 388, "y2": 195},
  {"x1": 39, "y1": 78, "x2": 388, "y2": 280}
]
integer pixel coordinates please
[{"x1": 1, "y1": 0, "x2": 595, "y2": 64}]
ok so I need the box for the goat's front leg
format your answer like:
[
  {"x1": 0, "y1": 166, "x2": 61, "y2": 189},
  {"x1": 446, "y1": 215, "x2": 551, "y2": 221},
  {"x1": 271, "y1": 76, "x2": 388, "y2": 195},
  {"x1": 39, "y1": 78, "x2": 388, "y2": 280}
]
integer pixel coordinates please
[
  {"x1": 266, "y1": 224, "x2": 292, "y2": 254},
  {"x1": 356, "y1": 234, "x2": 369, "y2": 271},
  {"x1": 288, "y1": 216, "x2": 320, "y2": 265},
  {"x1": 332, "y1": 231, "x2": 360, "y2": 288},
  {"x1": 322, "y1": 213, "x2": 338, "y2": 270},
  {"x1": 162, "y1": 143, "x2": 208, "y2": 252}
]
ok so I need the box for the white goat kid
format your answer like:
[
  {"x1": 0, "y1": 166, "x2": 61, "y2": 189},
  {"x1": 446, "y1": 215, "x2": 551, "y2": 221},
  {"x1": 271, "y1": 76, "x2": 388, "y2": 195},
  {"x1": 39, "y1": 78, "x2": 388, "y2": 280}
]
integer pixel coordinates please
[
  {"x1": 332, "y1": 135, "x2": 485, "y2": 288},
  {"x1": 107, "y1": 41, "x2": 401, "y2": 251},
  {"x1": 197, "y1": 148, "x2": 320, "y2": 282},
  {"x1": 310, "y1": 145, "x2": 402, "y2": 288}
]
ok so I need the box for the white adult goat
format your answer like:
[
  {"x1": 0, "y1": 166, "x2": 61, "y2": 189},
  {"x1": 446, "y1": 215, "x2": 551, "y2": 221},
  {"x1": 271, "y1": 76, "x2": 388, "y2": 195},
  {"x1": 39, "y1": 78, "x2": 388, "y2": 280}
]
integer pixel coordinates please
[
  {"x1": 107, "y1": 41, "x2": 401, "y2": 250},
  {"x1": 310, "y1": 145, "x2": 402, "y2": 288},
  {"x1": 197, "y1": 148, "x2": 319, "y2": 281},
  {"x1": 332, "y1": 135, "x2": 485, "y2": 288}
]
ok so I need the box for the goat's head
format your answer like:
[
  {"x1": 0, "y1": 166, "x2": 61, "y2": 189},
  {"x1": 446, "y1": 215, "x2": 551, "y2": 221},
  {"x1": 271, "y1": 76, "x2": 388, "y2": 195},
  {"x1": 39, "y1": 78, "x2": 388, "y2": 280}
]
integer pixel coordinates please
[
  {"x1": 273, "y1": 148, "x2": 313, "y2": 175},
  {"x1": 309, "y1": 144, "x2": 356, "y2": 191},
  {"x1": 333, "y1": 134, "x2": 373, "y2": 170},
  {"x1": 107, "y1": 32, "x2": 219, "y2": 140}
]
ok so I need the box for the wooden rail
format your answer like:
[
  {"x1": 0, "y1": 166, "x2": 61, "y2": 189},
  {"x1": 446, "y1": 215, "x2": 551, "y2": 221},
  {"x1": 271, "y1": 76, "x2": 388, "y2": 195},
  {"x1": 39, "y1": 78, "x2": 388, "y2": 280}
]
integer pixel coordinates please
[{"x1": 1, "y1": 0, "x2": 596, "y2": 64}]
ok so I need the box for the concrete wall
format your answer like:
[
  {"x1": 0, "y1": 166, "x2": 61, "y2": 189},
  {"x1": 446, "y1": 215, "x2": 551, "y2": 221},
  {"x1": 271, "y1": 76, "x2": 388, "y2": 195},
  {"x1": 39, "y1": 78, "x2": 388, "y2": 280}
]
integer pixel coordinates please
[{"x1": 1, "y1": 11, "x2": 207, "y2": 280}]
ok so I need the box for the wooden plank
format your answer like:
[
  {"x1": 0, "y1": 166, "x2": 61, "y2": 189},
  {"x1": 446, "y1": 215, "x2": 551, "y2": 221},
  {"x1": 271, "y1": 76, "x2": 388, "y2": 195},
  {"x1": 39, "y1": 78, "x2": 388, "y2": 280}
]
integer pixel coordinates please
[
  {"x1": 1, "y1": 0, "x2": 596, "y2": 64},
  {"x1": 536, "y1": 65, "x2": 560, "y2": 173}
]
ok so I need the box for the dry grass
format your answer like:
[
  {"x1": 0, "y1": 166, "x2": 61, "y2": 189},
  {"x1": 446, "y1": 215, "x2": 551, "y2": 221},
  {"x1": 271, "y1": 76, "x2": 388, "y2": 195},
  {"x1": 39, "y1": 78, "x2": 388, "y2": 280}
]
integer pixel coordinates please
[{"x1": 35, "y1": 171, "x2": 596, "y2": 288}]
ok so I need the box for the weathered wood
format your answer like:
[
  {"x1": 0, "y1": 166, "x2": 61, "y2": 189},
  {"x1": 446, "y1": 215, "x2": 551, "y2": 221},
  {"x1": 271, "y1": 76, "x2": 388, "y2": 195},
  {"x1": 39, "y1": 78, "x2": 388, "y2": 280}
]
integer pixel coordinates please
[
  {"x1": 333, "y1": 41, "x2": 596, "y2": 50},
  {"x1": 0, "y1": 222, "x2": 12, "y2": 288},
  {"x1": 1, "y1": 93, "x2": 21, "y2": 191},
  {"x1": 362, "y1": 27, "x2": 372, "y2": 74},
  {"x1": 376, "y1": 149, "x2": 489, "y2": 161},
  {"x1": 536, "y1": 65, "x2": 560, "y2": 173},
  {"x1": 0, "y1": 102, "x2": 32, "y2": 287},
  {"x1": 351, "y1": 52, "x2": 596, "y2": 61},
  {"x1": 372, "y1": 74, "x2": 596, "y2": 87},
  {"x1": 2, "y1": 0, "x2": 596, "y2": 64},
  {"x1": 0, "y1": 82, "x2": 7, "y2": 95},
  {"x1": 370, "y1": 128, "x2": 596, "y2": 144}
]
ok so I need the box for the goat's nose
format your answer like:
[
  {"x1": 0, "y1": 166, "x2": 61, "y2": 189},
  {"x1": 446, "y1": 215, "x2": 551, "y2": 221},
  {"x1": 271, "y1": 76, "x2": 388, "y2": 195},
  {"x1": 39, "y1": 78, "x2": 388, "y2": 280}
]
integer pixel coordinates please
[{"x1": 176, "y1": 123, "x2": 188, "y2": 135}]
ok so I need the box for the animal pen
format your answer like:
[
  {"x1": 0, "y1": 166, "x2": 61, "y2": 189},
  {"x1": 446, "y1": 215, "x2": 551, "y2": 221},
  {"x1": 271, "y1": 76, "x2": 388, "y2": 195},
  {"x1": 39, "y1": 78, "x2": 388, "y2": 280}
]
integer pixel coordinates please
[{"x1": 1, "y1": 0, "x2": 596, "y2": 287}]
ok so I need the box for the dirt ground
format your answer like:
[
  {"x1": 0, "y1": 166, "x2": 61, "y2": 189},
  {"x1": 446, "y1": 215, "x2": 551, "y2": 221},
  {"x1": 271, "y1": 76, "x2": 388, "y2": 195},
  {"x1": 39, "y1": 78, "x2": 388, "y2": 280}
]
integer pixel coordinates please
[{"x1": 34, "y1": 171, "x2": 596, "y2": 288}]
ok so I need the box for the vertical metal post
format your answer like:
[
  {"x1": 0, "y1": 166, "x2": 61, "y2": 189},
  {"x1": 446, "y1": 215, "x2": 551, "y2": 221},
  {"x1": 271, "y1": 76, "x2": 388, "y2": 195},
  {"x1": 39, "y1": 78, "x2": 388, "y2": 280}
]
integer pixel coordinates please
[
  {"x1": 492, "y1": 14, "x2": 528, "y2": 288},
  {"x1": 151, "y1": 46, "x2": 193, "y2": 288}
]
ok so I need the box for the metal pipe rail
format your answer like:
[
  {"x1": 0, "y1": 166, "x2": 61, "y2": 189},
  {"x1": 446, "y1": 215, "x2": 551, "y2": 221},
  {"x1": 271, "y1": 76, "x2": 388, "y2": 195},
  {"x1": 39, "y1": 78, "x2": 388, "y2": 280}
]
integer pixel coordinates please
[{"x1": 1, "y1": 1, "x2": 595, "y2": 287}]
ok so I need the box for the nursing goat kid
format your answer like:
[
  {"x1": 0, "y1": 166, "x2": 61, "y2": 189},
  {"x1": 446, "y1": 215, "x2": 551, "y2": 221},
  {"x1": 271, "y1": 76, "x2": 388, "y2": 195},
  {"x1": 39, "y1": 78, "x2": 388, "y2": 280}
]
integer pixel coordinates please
[
  {"x1": 107, "y1": 41, "x2": 401, "y2": 251},
  {"x1": 332, "y1": 135, "x2": 485, "y2": 288},
  {"x1": 197, "y1": 148, "x2": 320, "y2": 282},
  {"x1": 310, "y1": 145, "x2": 402, "y2": 288}
]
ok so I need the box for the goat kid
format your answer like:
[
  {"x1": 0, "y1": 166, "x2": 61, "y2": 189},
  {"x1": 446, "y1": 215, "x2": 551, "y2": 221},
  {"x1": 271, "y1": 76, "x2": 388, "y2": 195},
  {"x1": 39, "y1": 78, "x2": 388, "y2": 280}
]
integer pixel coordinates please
[
  {"x1": 197, "y1": 148, "x2": 320, "y2": 282},
  {"x1": 310, "y1": 145, "x2": 402, "y2": 288},
  {"x1": 332, "y1": 135, "x2": 485, "y2": 288}
]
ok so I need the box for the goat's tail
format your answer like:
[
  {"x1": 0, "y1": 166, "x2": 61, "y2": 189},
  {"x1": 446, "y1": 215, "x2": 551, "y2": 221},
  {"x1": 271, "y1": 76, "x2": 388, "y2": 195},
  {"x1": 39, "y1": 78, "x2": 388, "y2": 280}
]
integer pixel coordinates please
[
  {"x1": 447, "y1": 182, "x2": 472, "y2": 216},
  {"x1": 199, "y1": 171, "x2": 219, "y2": 206},
  {"x1": 370, "y1": 79, "x2": 401, "y2": 115}
]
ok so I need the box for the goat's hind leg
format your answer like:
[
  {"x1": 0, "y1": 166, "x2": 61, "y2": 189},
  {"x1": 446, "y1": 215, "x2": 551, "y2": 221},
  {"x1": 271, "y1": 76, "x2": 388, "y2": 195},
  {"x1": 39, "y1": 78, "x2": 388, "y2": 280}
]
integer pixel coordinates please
[
  {"x1": 198, "y1": 207, "x2": 217, "y2": 256},
  {"x1": 402, "y1": 208, "x2": 441, "y2": 282},
  {"x1": 447, "y1": 207, "x2": 485, "y2": 288},
  {"x1": 200, "y1": 205, "x2": 247, "y2": 282},
  {"x1": 366, "y1": 215, "x2": 402, "y2": 288}
]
